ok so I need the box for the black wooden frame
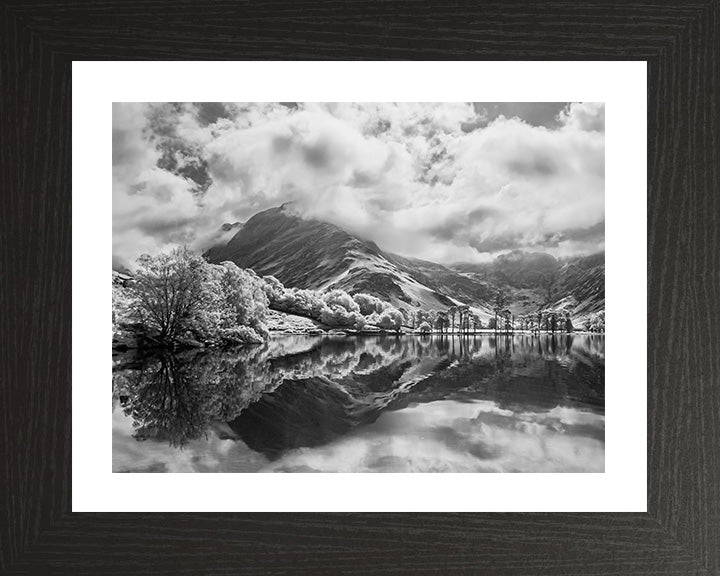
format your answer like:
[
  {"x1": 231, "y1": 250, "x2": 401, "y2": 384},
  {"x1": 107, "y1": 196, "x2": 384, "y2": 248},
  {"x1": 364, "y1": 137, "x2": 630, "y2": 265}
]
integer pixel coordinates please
[{"x1": 1, "y1": 1, "x2": 719, "y2": 574}]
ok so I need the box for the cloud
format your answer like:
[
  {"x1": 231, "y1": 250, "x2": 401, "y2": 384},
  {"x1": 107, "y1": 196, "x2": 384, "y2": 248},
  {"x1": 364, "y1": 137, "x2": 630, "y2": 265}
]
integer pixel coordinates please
[
  {"x1": 470, "y1": 102, "x2": 568, "y2": 129},
  {"x1": 112, "y1": 102, "x2": 604, "y2": 267},
  {"x1": 558, "y1": 102, "x2": 605, "y2": 132}
]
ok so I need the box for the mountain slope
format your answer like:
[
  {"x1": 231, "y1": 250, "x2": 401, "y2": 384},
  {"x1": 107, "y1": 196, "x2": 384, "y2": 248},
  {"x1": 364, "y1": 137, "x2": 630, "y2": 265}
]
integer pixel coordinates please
[
  {"x1": 205, "y1": 205, "x2": 465, "y2": 312},
  {"x1": 452, "y1": 251, "x2": 604, "y2": 320},
  {"x1": 205, "y1": 205, "x2": 604, "y2": 320}
]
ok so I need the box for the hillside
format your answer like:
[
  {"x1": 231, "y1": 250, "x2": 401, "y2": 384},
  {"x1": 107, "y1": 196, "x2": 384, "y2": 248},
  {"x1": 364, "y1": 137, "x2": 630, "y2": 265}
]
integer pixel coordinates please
[
  {"x1": 205, "y1": 205, "x2": 604, "y2": 321},
  {"x1": 205, "y1": 205, "x2": 480, "y2": 314},
  {"x1": 452, "y1": 251, "x2": 605, "y2": 320}
]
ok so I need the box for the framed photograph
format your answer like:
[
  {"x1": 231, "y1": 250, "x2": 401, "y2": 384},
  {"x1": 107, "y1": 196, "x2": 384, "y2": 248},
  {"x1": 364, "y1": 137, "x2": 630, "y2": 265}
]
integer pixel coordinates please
[{"x1": 2, "y1": 2, "x2": 718, "y2": 574}]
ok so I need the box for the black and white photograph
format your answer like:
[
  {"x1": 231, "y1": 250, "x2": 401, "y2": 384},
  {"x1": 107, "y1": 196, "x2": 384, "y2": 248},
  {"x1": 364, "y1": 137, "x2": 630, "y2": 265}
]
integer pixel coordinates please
[{"x1": 112, "y1": 101, "x2": 605, "y2": 473}]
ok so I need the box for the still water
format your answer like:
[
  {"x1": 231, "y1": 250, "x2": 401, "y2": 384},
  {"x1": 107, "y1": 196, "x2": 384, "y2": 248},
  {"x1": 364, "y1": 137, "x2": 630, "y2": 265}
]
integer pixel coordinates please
[{"x1": 113, "y1": 334, "x2": 605, "y2": 473}]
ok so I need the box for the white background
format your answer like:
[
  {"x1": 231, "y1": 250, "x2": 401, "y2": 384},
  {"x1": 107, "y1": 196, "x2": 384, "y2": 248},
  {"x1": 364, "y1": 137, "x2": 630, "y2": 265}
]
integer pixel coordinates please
[{"x1": 73, "y1": 61, "x2": 647, "y2": 512}]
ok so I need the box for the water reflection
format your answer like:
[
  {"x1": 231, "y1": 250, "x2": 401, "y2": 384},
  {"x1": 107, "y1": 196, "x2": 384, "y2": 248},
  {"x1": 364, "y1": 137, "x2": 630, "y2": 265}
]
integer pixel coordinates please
[{"x1": 113, "y1": 334, "x2": 605, "y2": 473}]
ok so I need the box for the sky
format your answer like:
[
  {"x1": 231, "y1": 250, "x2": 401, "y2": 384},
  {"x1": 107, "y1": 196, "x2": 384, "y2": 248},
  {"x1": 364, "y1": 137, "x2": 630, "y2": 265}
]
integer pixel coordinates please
[{"x1": 113, "y1": 102, "x2": 604, "y2": 268}]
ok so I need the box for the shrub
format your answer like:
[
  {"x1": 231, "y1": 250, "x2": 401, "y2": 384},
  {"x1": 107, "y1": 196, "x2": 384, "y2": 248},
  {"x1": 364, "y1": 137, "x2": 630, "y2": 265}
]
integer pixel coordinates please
[
  {"x1": 320, "y1": 305, "x2": 365, "y2": 329},
  {"x1": 322, "y1": 289, "x2": 360, "y2": 314},
  {"x1": 273, "y1": 288, "x2": 325, "y2": 319},
  {"x1": 220, "y1": 325, "x2": 264, "y2": 345},
  {"x1": 352, "y1": 293, "x2": 386, "y2": 315}
]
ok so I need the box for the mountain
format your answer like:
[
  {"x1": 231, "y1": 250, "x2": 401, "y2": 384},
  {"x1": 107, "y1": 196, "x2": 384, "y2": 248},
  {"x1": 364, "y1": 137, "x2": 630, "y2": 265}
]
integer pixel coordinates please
[
  {"x1": 205, "y1": 205, "x2": 471, "y2": 313},
  {"x1": 205, "y1": 205, "x2": 604, "y2": 320},
  {"x1": 452, "y1": 251, "x2": 604, "y2": 320}
]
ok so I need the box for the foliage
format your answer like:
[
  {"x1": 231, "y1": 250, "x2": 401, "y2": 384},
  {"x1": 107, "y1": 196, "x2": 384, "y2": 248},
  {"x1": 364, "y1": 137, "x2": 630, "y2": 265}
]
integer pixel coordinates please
[
  {"x1": 212, "y1": 262, "x2": 269, "y2": 340},
  {"x1": 434, "y1": 311, "x2": 448, "y2": 332},
  {"x1": 583, "y1": 311, "x2": 605, "y2": 332},
  {"x1": 374, "y1": 308, "x2": 404, "y2": 332},
  {"x1": 417, "y1": 321, "x2": 432, "y2": 334},
  {"x1": 352, "y1": 293, "x2": 387, "y2": 315},
  {"x1": 112, "y1": 283, "x2": 137, "y2": 332},
  {"x1": 221, "y1": 325, "x2": 265, "y2": 344},
  {"x1": 122, "y1": 247, "x2": 269, "y2": 345},
  {"x1": 322, "y1": 289, "x2": 360, "y2": 314},
  {"x1": 114, "y1": 348, "x2": 280, "y2": 447},
  {"x1": 320, "y1": 305, "x2": 365, "y2": 329},
  {"x1": 130, "y1": 247, "x2": 213, "y2": 340},
  {"x1": 261, "y1": 275, "x2": 285, "y2": 304},
  {"x1": 272, "y1": 287, "x2": 325, "y2": 319}
]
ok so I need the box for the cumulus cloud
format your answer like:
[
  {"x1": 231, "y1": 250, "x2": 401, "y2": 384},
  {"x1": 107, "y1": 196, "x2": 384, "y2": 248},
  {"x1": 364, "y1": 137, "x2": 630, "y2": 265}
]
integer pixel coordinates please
[
  {"x1": 558, "y1": 102, "x2": 605, "y2": 132},
  {"x1": 112, "y1": 102, "x2": 604, "y2": 267}
]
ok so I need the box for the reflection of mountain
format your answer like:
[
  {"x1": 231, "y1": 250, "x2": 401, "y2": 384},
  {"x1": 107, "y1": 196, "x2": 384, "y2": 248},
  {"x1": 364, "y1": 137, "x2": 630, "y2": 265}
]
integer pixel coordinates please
[
  {"x1": 227, "y1": 335, "x2": 604, "y2": 458},
  {"x1": 114, "y1": 335, "x2": 604, "y2": 457},
  {"x1": 204, "y1": 205, "x2": 604, "y2": 318}
]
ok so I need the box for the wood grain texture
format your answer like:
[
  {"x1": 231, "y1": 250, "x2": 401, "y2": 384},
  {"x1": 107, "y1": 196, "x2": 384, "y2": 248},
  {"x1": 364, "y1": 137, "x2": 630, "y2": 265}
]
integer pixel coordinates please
[{"x1": 1, "y1": 0, "x2": 718, "y2": 574}]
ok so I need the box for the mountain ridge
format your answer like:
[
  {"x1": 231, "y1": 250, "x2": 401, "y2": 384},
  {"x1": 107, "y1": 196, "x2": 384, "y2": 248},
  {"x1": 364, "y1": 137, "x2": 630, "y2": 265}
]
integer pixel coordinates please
[{"x1": 204, "y1": 206, "x2": 604, "y2": 321}]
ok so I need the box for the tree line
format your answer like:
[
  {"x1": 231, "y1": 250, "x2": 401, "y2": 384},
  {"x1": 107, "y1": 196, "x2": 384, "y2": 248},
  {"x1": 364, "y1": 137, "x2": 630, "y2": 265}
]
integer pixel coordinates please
[{"x1": 112, "y1": 248, "x2": 604, "y2": 349}]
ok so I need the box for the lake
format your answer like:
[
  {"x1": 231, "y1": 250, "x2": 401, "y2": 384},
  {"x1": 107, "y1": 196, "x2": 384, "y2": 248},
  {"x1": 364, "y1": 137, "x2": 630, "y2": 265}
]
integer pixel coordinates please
[{"x1": 112, "y1": 333, "x2": 605, "y2": 473}]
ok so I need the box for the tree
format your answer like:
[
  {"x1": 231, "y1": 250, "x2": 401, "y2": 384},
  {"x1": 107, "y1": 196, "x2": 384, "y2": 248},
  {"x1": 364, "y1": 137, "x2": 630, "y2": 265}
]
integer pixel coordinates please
[
  {"x1": 435, "y1": 311, "x2": 448, "y2": 333},
  {"x1": 214, "y1": 262, "x2": 269, "y2": 338},
  {"x1": 448, "y1": 306, "x2": 457, "y2": 333},
  {"x1": 320, "y1": 305, "x2": 365, "y2": 329},
  {"x1": 131, "y1": 247, "x2": 212, "y2": 341},
  {"x1": 587, "y1": 311, "x2": 605, "y2": 332},
  {"x1": 125, "y1": 247, "x2": 271, "y2": 345},
  {"x1": 473, "y1": 314, "x2": 482, "y2": 331},
  {"x1": 418, "y1": 321, "x2": 432, "y2": 334},
  {"x1": 376, "y1": 308, "x2": 404, "y2": 332},
  {"x1": 457, "y1": 305, "x2": 470, "y2": 333},
  {"x1": 352, "y1": 293, "x2": 386, "y2": 316},
  {"x1": 273, "y1": 287, "x2": 325, "y2": 319},
  {"x1": 491, "y1": 290, "x2": 508, "y2": 333},
  {"x1": 322, "y1": 289, "x2": 360, "y2": 314},
  {"x1": 501, "y1": 309, "x2": 512, "y2": 333},
  {"x1": 261, "y1": 275, "x2": 285, "y2": 304}
]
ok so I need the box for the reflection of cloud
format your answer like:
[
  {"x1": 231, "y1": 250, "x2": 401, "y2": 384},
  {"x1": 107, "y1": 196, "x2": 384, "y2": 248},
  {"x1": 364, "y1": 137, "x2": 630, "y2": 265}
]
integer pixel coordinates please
[
  {"x1": 112, "y1": 408, "x2": 269, "y2": 472},
  {"x1": 264, "y1": 400, "x2": 604, "y2": 473}
]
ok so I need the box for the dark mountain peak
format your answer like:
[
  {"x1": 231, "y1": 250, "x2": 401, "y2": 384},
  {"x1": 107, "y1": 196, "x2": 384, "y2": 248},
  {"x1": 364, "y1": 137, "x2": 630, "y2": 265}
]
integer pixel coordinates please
[
  {"x1": 204, "y1": 205, "x2": 463, "y2": 310},
  {"x1": 494, "y1": 250, "x2": 558, "y2": 267},
  {"x1": 220, "y1": 221, "x2": 243, "y2": 232},
  {"x1": 205, "y1": 206, "x2": 380, "y2": 289}
]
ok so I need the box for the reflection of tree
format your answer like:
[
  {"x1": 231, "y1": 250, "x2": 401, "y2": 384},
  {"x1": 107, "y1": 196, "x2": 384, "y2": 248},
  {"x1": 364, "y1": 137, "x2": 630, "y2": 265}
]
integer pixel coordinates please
[
  {"x1": 114, "y1": 333, "x2": 606, "y2": 455},
  {"x1": 113, "y1": 348, "x2": 281, "y2": 447}
]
